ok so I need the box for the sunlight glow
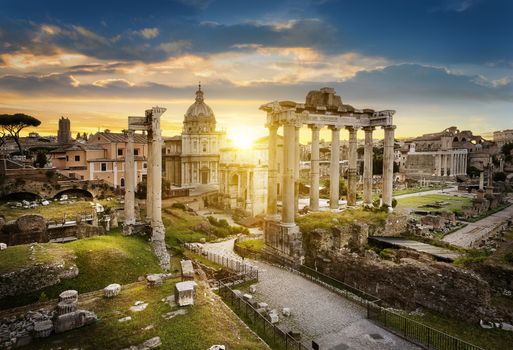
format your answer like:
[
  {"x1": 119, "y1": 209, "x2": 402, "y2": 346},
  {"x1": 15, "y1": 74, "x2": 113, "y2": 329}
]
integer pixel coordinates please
[{"x1": 228, "y1": 127, "x2": 256, "y2": 149}]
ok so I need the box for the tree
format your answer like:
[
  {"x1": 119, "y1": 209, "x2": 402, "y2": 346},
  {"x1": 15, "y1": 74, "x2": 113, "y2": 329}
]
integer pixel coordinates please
[
  {"x1": 502, "y1": 143, "x2": 513, "y2": 162},
  {"x1": 493, "y1": 172, "x2": 506, "y2": 182},
  {"x1": 0, "y1": 113, "x2": 41, "y2": 154},
  {"x1": 34, "y1": 151, "x2": 48, "y2": 168}
]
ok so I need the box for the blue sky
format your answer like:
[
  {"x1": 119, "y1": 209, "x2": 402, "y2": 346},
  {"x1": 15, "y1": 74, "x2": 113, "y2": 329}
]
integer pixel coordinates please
[{"x1": 0, "y1": 0, "x2": 512, "y2": 139}]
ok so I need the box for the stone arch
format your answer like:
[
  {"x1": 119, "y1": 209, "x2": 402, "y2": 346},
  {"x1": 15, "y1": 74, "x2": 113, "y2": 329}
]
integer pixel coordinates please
[
  {"x1": 453, "y1": 137, "x2": 459, "y2": 142},
  {"x1": 1, "y1": 191, "x2": 41, "y2": 201},
  {"x1": 53, "y1": 188, "x2": 93, "y2": 200}
]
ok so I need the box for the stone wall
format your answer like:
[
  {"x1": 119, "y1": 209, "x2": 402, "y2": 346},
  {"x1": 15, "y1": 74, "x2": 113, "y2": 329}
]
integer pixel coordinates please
[{"x1": 0, "y1": 258, "x2": 78, "y2": 300}]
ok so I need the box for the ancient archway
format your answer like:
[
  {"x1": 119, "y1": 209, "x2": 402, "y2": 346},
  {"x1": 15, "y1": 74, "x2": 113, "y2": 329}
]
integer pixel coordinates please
[{"x1": 53, "y1": 188, "x2": 93, "y2": 200}]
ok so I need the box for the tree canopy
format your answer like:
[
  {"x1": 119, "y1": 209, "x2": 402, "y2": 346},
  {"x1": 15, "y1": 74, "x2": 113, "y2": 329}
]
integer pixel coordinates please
[{"x1": 0, "y1": 113, "x2": 41, "y2": 154}]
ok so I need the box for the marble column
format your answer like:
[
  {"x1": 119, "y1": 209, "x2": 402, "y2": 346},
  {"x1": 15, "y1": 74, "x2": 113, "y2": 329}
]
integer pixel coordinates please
[
  {"x1": 245, "y1": 169, "x2": 252, "y2": 213},
  {"x1": 436, "y1": 154, "x2": 442, "y2": 176},
  {"x1": 294, "y1": 126, "x2": 300, "y2": 214},
  {"x1": 443, "y1": 154, "x2": 448, "y2": 176},
  {"x1": 123, "y1": 129, "x2": 135, "y2": 235},
  {"x1": 347, "y1": 126, "x2": 358, "y2": 206},
  {"x1": 450, "y1": 153, "x2": 455, "y2": 176},
  {"x1": 329, "y1": 126, "x2": 341, "y2": 209},
  {"x1": 309, "y1": 124, "x2": 321, "y2": 211},
  {"x1": 363, "y1": 126, "x2": 374, "y2": 207},
  {"x1": 266, "y1": 123, "x2": 278, "y2": 216},
  {"x1": 282, "y1": 121, "x2": 296, "y2": 225},
  {"x1": 463, "y1": 154, "x2": 467, "y2": 174},
  {"x1": 146, "y1": 129, "x2": 153, "y2": 222},
  {"x1": 382, "y1": 125, "x2": 395, "y2": 207},
  {"x1": 148, "y1": 107, "x2": 170, "y2": 270}
]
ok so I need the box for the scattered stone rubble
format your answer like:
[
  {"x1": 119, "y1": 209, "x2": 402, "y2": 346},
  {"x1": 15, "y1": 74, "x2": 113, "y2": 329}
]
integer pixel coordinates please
[
  {"x1": 104, "y1": 283, "x2": 121, "y2": 298},
  {"x1": 0, "y1": 290, "x2": 97, "y2": 349},
  {"x1": 121, "y1": 336, "x2": 162, "y2": 350}
]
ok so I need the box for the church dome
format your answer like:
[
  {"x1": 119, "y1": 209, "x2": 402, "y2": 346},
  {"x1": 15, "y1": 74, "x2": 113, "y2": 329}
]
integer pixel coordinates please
[{"x1": 184, "y1": 85, "x2": 215, "y2": 123}]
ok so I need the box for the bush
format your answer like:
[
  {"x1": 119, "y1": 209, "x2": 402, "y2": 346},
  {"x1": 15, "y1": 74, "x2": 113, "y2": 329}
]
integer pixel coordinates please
[
  {"x1": 38, "y1": 291, "x2": 48, "y2": 303},
  {"x1": 171, "y1": 202, "x2": 186, "y2": 210}
]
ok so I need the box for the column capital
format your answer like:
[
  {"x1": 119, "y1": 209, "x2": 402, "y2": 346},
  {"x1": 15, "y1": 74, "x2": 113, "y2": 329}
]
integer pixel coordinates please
[
  {"x1": 329, "y1": 125, "x2": 342, "y2": 131},
  {"x1": 123, "y1": 129, "x2": 135, "y2": 137},
  {"x1": 362, "y1": 126, "x2": 375, "y2": 132},
  {"x1": 345, "y1": 125, "x2": 359, "y2": 132},
  {"x1": 382, "y1": 125, "x2": 397, "y2": 131},
  {"x1": 265, "y1": 121, "x2": 280, "y2": 129},
  {"x1": 308, "y1": 124, "x2": 323, "y2": 131}
]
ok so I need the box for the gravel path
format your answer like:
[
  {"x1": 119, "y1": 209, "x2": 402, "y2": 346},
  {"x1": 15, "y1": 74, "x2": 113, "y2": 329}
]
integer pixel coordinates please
[{"x1": 203, "y1": 239, "x2": 420, "y2": 350}]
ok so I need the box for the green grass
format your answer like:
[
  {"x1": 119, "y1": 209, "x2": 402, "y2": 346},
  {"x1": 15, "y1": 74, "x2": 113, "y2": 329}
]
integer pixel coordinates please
[
  {"x1": 0, "y1": 243, "x2": 72, "y2": 274},
  {"x1": 1, "y1": 198, "x2": 122, "y2": 221},
  {"x1": 162, "y1": 208, "x2": 209, "y2": 248},
  {"x1": 395, "y1": 194, "x2": 472, "y2": 213},
  {"x1": 23, "y1": 280, "x2": 268, "y2": 350},
  {"x1": 406, "y1": 309, "x2": 513, "y2": 350},
  {"x1": 392, "y1": 186, "x2": 442, "y2": 196},
  {"x1": 0, "y1": 229, "x2": 163, "y2": 309},
  {"x1": 465, "y1": 203, "x2": 512, "y2": 222},
  {"x1": 236, "y1": 239, "x2": 265, "y2": 252},
  {"x1": 453, "y1": 248, "x2": 491, "y2": 266},
  {"x1": 183, "y1": 250, "x2": 223, "y2": 271},
  {"x1": 297, "y1": 209, "x2": 388, "y2": 235}
]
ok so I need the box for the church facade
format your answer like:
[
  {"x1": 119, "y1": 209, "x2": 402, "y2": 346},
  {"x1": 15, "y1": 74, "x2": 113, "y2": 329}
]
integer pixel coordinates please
[{"x1": 164, "y1": 86, "x2": 226, "y2": 187}]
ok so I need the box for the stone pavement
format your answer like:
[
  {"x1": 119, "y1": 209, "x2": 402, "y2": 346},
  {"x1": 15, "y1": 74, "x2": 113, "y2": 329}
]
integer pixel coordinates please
[
  {"x1": 443, "y1": 204, "x2": 513, "y2": 247},
  {"x1": 202, "y1": 239, "x2": 420, "y2": 350},
  {"x1": 370, "y1": 237, "x2": 461, "y2": 261}
]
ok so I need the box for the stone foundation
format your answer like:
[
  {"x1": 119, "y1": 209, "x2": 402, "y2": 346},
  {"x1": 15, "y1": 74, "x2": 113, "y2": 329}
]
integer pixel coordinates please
[{"x1": 264, "y1": 219, "x2": 303, "y2": 263}]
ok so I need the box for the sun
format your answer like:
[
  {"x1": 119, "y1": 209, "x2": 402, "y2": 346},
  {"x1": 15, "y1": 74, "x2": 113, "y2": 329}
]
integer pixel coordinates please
[{"x1": 229, "y1": 127, "x2": 255, "y2": 149}]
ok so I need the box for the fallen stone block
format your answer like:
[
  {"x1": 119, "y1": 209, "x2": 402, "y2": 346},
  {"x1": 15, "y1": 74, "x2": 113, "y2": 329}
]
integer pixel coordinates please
[
  {"x1": 162, "y1": 309, "x2": 188, "y2": 320},
  {"x1": 141, "y1": 336, "x2": 161, "y2": 349},
  {"x1": 130, "y1": 302, "x2": 148, "y2": 312},
  {"x1": 268, "y1": 313, "x2": 279, "y2": 324},
  {"x1": 54, "y1": 310, "x2": 97, "y2": 333},
  {"x1": 33, "y1": 320, "x2": 53, "y2": 338},
  {"x1": 208, "y1": 346, "x2": 225, "y2": 350},
  {"x1": 282, "y1": 308, "x2": 291, "y2": 317},
  {"x1": 257, "y1": 302, "x2": 268, "y2": 310},
  {"x1": 58, "y1": 290, "x2": 78, "y2": 303},
  {"x1": 118, "y1": 316, "x2": 132, "y2": 323},
  {"x1": 0, "y1": 243, "x2": 7, "y2": 250},
  {"x1": 104, "y1": 283, "x2": 122, "y2": 298},
  {"x1": 56, "y1": 300, "x2": 78, "y2": 315},
  {"x1": 249, "y1": 285, "x2": 257, "y2": 293},
  {"x1": 242, "y1": 294, "x2": 252, "y2": 302},
  {"x1": 233, "y1": 290, "x2": 242, "y2": 298},
  {"x1": 146, "y1": 274, "x2": 163, "y2": 287}
]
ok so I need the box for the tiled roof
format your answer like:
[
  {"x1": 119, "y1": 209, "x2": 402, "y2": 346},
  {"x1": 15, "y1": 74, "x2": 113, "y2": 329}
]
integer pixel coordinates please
[
  {"x1": 50, "y1": 143, "x2": 105, "y2": 153},
  {"x1": 92, "y1": 132, "x2": 148, "y2": 143}
]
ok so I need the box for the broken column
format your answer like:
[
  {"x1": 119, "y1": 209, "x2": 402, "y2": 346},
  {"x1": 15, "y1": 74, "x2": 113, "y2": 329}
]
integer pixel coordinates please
[
  {"x1": 148, "y1": 107, "x2": 170, "y2": 270},
  {"x1": 123, "y1": 129, "x2": 135, "y2": 235}
]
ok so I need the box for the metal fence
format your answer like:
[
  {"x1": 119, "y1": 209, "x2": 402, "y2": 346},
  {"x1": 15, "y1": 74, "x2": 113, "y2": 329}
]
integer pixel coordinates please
[
  {"x1": 296, "y1": 264, "x2": 485, "y2": 350},
  {"x1": 218, "y1": 280, "x2": 309, "y2": 350},
  {"x1": 184, "y1": 243, "x2": 257, "y2": 275}
]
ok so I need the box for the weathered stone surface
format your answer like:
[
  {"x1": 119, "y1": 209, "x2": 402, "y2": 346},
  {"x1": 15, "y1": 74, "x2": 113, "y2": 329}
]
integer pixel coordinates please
[
  {"x1": 249, "y1": 285, "x2": 256, "y2": 293},
  {"x1": 0, "y1": 243, "x2": 6, "y2": 250},
  {"x1": 56, "y1": 300, "x2": 78, "y2": 315},
  {"x1": 53, "y1": 310, "x2": 97, "y2": 333},
  {"x1": 243, "y1": 293, "x2": 253, "y2": 302},
  {"x1": 208, "y1": 346, "x2": 225, "y2": 350},
  {"x1": 59, "y1": 290, "x2": 78, "y2": 303},
  {"x1": 180, "y1": 260, "x2": 194, "y2": 280},
  {"x1": 33, "y1": 319, "x2": 53, "y2": 338},
  {"x1": 130, "y1": 302, "x2": 148, "y2": 312},
  {"x1": 141, "y1": 336, "x2": 161, "y2": 349},
  {"x1": 282, "y1": 308, "x2": 291, "y2": 317},
  {"x1": 104, "y1": 283, "x2": 121, "y2": 298},
  {"x1": 118, "y1": 316, "x2": 132, "y2": 323},
  {"x1": 146, "y1": 274, "x2": 163, "y2": 287}
]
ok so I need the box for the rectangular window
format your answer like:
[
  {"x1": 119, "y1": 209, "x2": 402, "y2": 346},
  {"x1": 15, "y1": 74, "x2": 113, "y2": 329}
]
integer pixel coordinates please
[
  {"x1": 134, "y1": 149, "x2": 139, "y2": 156},
  {"x1": 101, "y1": 163, "x2": 107, "y2": 171},
  {"x1": 66, "y1": 155, "x2": 69, "y2": 161},
  {"x1": 143, "y1": 162, "x2": 147, "y2": 169},
  {"x1": 118, "y1": 149, "x2": 123, "y2": 156},
  {"x1": 74, "y1": 155, "x2": 80, "y2": 161}
]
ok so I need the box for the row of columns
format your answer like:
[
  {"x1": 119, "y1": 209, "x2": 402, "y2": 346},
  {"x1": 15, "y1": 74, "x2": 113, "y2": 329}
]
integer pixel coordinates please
[
  {"x1": 267, "y1": 123, "x2": 396, "y2": 225},
  {"x1": 435, "y1": 152, "x2": 467, "y2": 176}
]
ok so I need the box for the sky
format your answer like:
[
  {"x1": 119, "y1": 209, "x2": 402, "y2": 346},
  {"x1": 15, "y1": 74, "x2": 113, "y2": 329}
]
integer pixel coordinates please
[{"x1": 0, "y1": 0, "x2": 512, "y2": 142}]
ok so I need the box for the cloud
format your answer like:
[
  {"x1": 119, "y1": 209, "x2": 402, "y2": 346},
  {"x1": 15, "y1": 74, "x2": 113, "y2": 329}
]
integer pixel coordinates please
[
  {"x1": 135, "y1": 27, "x2": 160, "y2": 39},
  {"x1": 431, "y1": 0, "x2": 479, "y2": 12}
]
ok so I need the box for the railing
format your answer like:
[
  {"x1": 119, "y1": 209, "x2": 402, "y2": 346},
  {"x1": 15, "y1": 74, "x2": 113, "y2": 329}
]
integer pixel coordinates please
[
  {"x1": 295, "y1": 264, "x2": 484, "y2": 350},
  {"x1": 368, "y1": 303, "x2": 485, "y2": 350},
  {"x1": 184, "y1": 243, "x2": 257, "y2": 275},
  {"x1": 218, "y1": 280, "x2": 309, "y2": 350}
]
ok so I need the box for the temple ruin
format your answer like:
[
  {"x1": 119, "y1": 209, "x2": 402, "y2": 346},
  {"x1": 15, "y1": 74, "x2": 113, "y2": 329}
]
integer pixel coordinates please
[
  {"x1": 123, "y1": 106, "x2": 170, "y2": 270},
  {"x1": 261, "y1": 88, "x2": 396, "y2": 262}
]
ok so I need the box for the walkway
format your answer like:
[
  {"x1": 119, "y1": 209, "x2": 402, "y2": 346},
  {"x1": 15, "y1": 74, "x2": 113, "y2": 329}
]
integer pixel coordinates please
[
  {"x1": 443, "y1": 204, "x2": 513, "y2": 247},
  {"x1": 203, "y1": 239, "x2": 420, "y2": 350},
  {"x1": 370, "y1": 237, "x2": 461, "y2": 261}
]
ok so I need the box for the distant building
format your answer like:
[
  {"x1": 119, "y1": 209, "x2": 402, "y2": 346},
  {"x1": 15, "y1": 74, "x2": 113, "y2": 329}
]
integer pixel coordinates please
[
  {"x1": 163, "y1": 85, "x2": 226, "y2": 188},
  {"x1": 218, "y1": 136, "x2": 284, "y2": 216},
  {"x1": 57, "y1": 117, "x2": 72, "y2": 144},
  {"x1": 493, "y1": 129, "x2": 513, "y2": 149},
  {"x1": 50, "y1": 130, "x2": 148, "y2": 188},
  {"x1": 403, "y1": 126, "x2": 498, "y2": 179}
]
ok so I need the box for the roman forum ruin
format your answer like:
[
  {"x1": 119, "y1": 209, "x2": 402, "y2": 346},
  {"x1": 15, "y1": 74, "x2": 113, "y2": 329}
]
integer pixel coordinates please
[
  {"x1": 123, "y1": 106, "x2": 170, "y2": 270},
  {"x1": 261, "y1": 88, "x2": 396, "y2": 261}
]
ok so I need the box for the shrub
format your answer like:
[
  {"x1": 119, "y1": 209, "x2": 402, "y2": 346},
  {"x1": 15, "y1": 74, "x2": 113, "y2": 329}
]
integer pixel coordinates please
[
  {"x1": 171, "y1": 202, "x2": 186, "y2": 210},
  {"x1": 38, "y1": 292, "x2": 48, "y2": 303}
]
